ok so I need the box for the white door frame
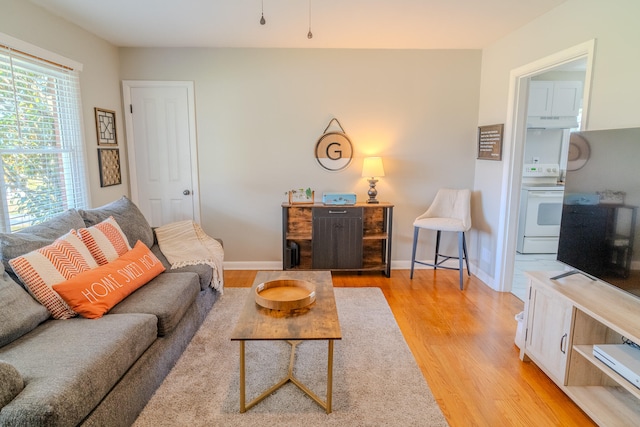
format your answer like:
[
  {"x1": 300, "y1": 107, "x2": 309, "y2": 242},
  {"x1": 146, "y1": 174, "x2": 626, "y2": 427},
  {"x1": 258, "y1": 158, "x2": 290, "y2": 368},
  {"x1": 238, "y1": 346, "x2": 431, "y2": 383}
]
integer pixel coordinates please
[
  {"x1": 495, "y1": 40, "x2": 596, "y2": 292},
  {"x1": 121, "y1": 80, "x2": 201, "y2": 224}
]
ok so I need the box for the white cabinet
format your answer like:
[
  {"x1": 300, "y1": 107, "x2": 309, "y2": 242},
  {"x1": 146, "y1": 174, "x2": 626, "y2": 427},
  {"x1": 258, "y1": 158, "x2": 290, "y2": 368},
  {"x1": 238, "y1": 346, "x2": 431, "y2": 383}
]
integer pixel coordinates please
[
  {"x1": 524, "y1": 282, "x2": 573, "y2": 384},
  {"x1": 527, "y1": 81, "x2": 554, "y2": 116},
  {"x1": 528, "y1": 81, "x2": 582, "y2": 117},
  {"x1": 521, "y1": 272, "x2": 640, "y2": 426},
  {"x1": 552, "y1": 81, "x2": 582, "y2": 116}
]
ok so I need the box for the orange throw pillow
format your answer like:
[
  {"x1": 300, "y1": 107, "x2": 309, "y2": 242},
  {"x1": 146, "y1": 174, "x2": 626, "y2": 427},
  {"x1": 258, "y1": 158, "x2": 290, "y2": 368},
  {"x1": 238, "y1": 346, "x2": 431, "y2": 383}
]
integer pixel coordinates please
[{"x1": 53, "y1": 241, "x2": 165, "y2": 319}]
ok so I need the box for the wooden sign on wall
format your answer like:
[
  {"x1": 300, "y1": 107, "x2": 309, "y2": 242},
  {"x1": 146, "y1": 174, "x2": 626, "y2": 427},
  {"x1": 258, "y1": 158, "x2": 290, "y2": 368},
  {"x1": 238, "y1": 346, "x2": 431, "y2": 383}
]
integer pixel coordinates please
[{"x1": 477, "y1": 124, "x2": 504, "y2": 161}]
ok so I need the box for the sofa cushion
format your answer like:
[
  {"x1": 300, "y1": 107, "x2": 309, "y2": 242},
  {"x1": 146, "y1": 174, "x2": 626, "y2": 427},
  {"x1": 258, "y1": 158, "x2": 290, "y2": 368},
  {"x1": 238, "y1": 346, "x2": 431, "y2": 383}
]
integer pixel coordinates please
[
  {"x1": 79, "y1": 196, "x2": 154, "y2": 248},
  {"x1": 0, "y1": 313, "x2": 157, "y2": 427},
  {"x1": 110, "y1": 271, "x2": 200, "y2": 336},
  {"x1": 76, "y1": 216, "x2": 131, "y2": 265},
  {"x1": 53, "y1": 241, "x2": 165, "y2": 319},
  {"x1": 0, "y1": 360, "x2": 24, "y2": 409},
  {"x1": 0, "y1": 209, "x2": 86, "y2": 283},
  {"x1": 150, "y1": 243, "x2": 213, "y2": 291},
  {"x1": 0, "y1": 265, "x2": 50, "y2": 347},
  {"x1": 9, "y1": 231, "x2": 98, "y2": 320}
]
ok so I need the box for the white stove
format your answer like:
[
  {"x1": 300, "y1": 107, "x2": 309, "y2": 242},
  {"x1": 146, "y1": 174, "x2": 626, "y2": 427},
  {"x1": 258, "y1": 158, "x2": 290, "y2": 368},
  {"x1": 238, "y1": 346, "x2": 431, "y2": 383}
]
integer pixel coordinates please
[
  {"x1": 517, "y1": 164, "x2": 565, "y2": 254},
  {"x1": 522, "y1": 182, "x2": 565, "y2": 191},
  {"x1": 522, "y1": 163, "x2": 561, "y2": 185}
]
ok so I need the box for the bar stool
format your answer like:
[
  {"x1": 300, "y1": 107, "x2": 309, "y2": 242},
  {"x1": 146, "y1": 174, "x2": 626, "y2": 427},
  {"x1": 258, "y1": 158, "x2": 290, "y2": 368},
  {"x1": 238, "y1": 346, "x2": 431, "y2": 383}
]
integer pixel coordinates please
[{"x1": 410, "y1": 188, "x2": 471, "y2": 290}]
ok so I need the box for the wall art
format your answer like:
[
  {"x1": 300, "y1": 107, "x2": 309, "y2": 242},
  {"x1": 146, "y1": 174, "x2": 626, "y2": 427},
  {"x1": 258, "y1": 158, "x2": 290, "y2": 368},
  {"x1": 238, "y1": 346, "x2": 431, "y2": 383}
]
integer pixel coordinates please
[
  {"x1": 98, "y1": 148, "x2": 122, "y2": 187},
  {"x1": 95, "y1": 108, "x2": 117, "y2": 146}
]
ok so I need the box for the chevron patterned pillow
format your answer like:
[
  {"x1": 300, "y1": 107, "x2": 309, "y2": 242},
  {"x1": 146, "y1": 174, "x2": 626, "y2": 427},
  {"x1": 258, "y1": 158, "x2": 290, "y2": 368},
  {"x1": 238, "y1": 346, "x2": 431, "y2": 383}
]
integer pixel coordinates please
[
  {"x1": 9, "y1": 231, "x2": 98, "y2": 319},
  {"x1": 75, "y1": 216, "x2": 131, "y2": 265}
]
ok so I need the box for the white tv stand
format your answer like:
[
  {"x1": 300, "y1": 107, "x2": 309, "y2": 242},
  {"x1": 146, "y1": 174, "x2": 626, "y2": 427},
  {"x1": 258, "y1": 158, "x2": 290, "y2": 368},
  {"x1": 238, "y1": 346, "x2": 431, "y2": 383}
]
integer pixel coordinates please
[{"x1": 521, "y1": 271, "x2": 640, "y2": 426}]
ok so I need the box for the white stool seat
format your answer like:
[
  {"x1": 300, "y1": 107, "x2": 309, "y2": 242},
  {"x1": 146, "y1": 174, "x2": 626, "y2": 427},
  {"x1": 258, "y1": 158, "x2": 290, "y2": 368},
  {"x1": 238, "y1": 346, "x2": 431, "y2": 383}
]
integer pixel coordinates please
[
  {"x1": 410, "y1": 188, "x2": 471, "y2": 290},
  {"x1": 413, "y1": 217, "x2": 467, "y2": 232}
]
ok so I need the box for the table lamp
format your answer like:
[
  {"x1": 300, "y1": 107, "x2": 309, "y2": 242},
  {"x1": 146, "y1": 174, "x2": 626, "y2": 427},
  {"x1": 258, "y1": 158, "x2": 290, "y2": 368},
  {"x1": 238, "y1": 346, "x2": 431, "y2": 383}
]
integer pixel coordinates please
[{"x1": 362, "y1": 157, "x2": 385, "y2": 204}]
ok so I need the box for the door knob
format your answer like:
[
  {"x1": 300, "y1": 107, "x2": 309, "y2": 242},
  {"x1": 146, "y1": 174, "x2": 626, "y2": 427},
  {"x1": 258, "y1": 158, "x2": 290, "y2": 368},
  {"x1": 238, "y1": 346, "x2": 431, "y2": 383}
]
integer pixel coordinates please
[{"x1": 183, "y1": 190, "x2": 191, "y2": 196}]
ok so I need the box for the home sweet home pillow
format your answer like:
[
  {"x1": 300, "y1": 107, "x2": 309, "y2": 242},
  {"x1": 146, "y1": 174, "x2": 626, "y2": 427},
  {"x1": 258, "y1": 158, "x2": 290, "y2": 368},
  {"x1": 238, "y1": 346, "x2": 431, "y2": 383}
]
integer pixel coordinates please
[
  {"x1": 75, "y1": 216, "x2": 131, "y2": 265},
  {"x1": 53, "y1": 241, "x2": 165, "y2": 319},
  {"x1": 9, "y1": 231, "x2": 98, "y2": 319}
]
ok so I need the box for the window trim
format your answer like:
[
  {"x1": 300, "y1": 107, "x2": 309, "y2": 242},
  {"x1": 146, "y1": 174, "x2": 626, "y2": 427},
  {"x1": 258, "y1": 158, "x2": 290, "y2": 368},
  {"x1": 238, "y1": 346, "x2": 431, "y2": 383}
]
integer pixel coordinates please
[{"x1": 0, "y1": 32, "x2": 83, "y2": 72}]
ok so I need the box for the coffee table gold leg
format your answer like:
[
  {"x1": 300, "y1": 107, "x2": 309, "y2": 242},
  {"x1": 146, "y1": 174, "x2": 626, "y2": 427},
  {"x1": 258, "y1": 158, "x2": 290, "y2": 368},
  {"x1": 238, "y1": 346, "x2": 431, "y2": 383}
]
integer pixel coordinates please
[
  {"x1": 238, "y1": 339, "x2": 336, "y2": 414},
  {"x1": 327, "y1": 339, "x2": 334, "y2": 414},
  {"x1": 240, "y1": 341, "x2": 246, "y2": 413}
]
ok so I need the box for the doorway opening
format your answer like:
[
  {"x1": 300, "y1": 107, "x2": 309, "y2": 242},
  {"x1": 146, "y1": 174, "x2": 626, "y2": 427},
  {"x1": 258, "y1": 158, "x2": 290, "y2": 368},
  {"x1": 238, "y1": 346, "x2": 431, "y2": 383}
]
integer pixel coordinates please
[
  {"x1": 511, "y1": 59, "x2": 587, "y2": 300},
  {"x1": 494, "y1": 40, "x2": 595, "y2": 298}
]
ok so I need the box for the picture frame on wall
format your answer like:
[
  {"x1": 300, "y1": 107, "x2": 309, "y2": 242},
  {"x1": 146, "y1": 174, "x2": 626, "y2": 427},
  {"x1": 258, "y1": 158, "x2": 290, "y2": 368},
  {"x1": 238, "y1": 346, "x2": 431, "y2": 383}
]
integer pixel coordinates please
[
  {"x1": 477, "y1": 123, "x2": 504, "y2": 161},
  {"x1": 95, "y1": 108, "x2": 117, "y2": 146},
  {"x1": 98, "y1": 148, "x2": 122, "y2": 187}
]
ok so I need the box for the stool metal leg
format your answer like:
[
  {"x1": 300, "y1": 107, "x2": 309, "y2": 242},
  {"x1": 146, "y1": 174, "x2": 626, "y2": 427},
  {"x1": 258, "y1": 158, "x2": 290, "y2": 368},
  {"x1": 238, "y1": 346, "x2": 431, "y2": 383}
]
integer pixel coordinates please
[
  {"x1": 462, "y1": 232, "x2": 470, "y2": 274},
  {"x1": 458, "y1": 231, "x2": 464, "y2": 290},
  {"x1": 434, "y1": 231, "x2": 442, "y2": 269},
  {"x1": 410, "y1": 227, "x2": 419, "y2": 279}
]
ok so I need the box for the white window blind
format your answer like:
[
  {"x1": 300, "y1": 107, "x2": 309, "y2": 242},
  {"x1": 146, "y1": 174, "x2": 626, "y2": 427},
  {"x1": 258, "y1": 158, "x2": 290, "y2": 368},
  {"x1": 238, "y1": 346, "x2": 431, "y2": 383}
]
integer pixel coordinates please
[{"x1": 0, "y1": 45, "x2": 88, "y2": 232}]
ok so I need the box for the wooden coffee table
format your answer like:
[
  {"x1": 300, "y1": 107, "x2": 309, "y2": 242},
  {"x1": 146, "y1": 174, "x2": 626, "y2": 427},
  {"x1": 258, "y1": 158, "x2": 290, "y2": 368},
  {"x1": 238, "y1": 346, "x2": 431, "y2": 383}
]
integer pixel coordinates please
[{"x1": 230, "y1": 271, "x2": 342, "y2": 413}]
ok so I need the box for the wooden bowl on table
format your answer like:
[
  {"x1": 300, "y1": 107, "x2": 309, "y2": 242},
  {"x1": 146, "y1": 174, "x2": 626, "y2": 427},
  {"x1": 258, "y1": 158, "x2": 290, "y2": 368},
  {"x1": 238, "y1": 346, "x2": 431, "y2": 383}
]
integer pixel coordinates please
[{"x1": 254, "y1": 279, "x2": 316, "y2": 311}]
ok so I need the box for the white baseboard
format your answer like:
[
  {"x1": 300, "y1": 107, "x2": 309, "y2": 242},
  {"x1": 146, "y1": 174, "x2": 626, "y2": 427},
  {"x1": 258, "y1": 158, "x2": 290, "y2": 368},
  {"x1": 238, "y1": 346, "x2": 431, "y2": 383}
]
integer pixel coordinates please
[
  {"x1": 222, "y1": 260, "x2": 495, "y2": 290},
  {"x1": 224, "y1": 260, "x2": 445, "y2": 270},
  {"x1": 224, "y1": 259, "x2": 479, "y2": 273},
  {"x1": 223, "y1": 261, "x2": 281, "y2": 270}
]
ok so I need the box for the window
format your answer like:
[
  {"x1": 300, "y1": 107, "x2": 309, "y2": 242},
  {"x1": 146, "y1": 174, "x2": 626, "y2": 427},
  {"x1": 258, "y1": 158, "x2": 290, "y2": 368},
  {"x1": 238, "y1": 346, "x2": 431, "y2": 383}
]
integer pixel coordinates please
[{"x1": 0, "y1": 43, "x2": 87, "y2": 232}]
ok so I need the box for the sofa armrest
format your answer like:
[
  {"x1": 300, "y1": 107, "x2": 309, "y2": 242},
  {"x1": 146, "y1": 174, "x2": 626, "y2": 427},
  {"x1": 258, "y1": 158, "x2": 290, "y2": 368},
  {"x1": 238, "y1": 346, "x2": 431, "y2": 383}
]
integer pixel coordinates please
[{"x1": 0, "y1": 360, "x2": 24, "y2": 408}]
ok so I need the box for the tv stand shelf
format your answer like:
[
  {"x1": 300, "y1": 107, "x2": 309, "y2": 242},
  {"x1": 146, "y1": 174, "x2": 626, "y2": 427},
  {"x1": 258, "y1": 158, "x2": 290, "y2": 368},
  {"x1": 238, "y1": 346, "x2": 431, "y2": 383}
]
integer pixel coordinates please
[
  {"x1": 573, "y1": 345, "x2": 640, "y2": 400},
  {"x1": 522, "y1": 271, "x2": 640, "y2": 426}
]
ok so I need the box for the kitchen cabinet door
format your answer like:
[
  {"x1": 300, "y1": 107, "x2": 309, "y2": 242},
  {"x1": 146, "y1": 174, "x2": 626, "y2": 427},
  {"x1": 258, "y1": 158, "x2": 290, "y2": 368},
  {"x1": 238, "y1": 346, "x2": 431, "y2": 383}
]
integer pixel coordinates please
[
  {"x1": 551, "y1": 81, "x2": 582, "y2": 116},
  {"x1": 527, "y1": 81, "x2": 582, "y2": 117},
  {"x1": 527, "y1": 81, "x2": 554, "y2": 116}
]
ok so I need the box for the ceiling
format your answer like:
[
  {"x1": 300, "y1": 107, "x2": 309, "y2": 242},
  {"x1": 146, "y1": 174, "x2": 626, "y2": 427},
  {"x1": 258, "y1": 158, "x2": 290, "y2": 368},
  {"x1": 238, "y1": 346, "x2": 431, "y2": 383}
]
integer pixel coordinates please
[{"x1": 29, "y1": 0, "x2": 569, "y2": 49}]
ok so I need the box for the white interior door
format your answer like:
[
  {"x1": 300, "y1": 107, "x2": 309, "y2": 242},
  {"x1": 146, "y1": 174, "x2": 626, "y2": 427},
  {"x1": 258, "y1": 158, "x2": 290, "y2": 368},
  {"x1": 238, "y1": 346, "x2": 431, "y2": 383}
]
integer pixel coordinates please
[{"x1": 122, "y1": 81, "x2": 200, "y2": 227}]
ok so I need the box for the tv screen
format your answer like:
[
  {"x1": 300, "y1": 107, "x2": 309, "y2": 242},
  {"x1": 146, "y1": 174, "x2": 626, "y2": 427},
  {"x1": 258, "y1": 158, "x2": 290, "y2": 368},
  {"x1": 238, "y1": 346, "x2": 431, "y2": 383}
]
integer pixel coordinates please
[{"x1": 556, "y1": 127, "x2": 640, "y2": 297}]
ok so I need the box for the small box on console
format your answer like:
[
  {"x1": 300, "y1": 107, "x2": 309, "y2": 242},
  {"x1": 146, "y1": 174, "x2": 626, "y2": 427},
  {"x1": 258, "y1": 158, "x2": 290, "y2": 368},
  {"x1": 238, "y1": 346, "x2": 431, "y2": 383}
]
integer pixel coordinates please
[{"x1": 322, "y1": 193, "x2": 357, "y2": 205}]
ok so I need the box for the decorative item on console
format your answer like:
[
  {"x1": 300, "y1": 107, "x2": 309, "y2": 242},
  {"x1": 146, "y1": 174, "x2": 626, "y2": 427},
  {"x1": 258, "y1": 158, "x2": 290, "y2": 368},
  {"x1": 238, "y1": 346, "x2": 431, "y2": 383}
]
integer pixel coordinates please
[
  {"x1": 597, "y1": 190, "x2": 626, "y2": 205},
  {"x1": 362, "y1": 157, "x2": 385, "y2": 204},
  {"x1": 322, "y1": 193, "x2": 356, "y2": 205},
  {"x1": 287, "y1": 188, "x2": 314, "y2": 204}
]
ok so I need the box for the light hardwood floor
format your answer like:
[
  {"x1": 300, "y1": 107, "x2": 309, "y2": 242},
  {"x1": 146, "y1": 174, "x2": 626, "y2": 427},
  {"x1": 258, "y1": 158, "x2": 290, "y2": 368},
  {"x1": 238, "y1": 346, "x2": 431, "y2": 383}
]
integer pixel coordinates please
[{"x1": 224, "y1": 269, "x2": 596, "y2": 426}]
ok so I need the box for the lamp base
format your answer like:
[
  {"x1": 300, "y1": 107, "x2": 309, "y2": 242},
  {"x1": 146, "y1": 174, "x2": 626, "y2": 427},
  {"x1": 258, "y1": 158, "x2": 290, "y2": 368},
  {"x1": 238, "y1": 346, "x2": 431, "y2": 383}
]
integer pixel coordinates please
[{"x1": 366, "y1": 178, "x2": 380, "y2": 204}]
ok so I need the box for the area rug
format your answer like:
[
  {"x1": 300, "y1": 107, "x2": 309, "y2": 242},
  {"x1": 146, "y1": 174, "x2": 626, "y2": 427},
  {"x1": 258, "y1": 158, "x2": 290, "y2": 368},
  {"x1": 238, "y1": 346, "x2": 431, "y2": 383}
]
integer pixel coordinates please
[{"x1": 133, "y1": 288, "x2": 448, "y2": 426}]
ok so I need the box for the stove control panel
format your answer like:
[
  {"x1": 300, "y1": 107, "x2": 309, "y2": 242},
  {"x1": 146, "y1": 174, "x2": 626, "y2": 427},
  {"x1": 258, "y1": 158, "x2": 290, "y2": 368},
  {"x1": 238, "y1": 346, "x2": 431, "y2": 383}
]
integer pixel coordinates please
[{"x1": 523, "y1": 163, "x2": 560, "y2": 178}]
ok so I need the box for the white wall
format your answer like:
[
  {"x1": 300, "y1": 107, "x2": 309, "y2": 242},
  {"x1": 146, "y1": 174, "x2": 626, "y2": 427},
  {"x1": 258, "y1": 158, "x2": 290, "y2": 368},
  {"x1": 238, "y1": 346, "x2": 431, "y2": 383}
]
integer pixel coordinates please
[
  {"x1": 0, "y1": 0, "x2": 126, "y2": 208},
  {"x1": 474, "y1": 0, "x2": 640, "y2": 289},
  {"x1": 16, "y1": 0, "x2": 637, "y2": 285},
  {"x1": 119, "y1": 48, "x2": 481, "y2": 265}
]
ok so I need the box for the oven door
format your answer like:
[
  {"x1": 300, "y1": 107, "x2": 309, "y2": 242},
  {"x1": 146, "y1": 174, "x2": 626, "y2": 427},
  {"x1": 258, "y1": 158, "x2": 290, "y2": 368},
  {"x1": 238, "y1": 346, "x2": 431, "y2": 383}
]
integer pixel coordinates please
[{"x1": 523, "y1": 190, "x2": 564, "y2": 236}]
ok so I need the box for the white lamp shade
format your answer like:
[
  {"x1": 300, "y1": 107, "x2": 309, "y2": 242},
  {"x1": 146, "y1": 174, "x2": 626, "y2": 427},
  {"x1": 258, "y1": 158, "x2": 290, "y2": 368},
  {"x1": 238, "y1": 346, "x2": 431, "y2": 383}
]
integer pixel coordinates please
[{"x1": 362, "y1": 157, "x2": 385, "y2": 178}]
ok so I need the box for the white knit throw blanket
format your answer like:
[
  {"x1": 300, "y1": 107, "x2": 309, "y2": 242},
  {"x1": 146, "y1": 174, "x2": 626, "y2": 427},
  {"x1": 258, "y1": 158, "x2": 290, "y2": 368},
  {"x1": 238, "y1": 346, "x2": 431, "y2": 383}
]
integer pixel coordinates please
[{"x1": 155, "y1": 220, "x2": 224, "y2": 294}]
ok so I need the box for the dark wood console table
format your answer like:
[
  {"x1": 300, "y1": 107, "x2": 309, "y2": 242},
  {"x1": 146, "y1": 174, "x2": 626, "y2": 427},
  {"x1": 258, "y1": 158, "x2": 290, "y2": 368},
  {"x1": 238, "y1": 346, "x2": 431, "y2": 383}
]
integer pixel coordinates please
[{"x1": 282, "y1": 202, "x2": 393, "y2": 277}]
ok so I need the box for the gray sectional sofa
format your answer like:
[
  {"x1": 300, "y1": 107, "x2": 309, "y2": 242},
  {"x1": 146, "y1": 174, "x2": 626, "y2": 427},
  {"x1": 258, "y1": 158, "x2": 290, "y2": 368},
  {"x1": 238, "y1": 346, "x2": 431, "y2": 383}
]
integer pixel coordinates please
[{"x1": 0, "y1": 197, "x2": 220, "y2": 426}]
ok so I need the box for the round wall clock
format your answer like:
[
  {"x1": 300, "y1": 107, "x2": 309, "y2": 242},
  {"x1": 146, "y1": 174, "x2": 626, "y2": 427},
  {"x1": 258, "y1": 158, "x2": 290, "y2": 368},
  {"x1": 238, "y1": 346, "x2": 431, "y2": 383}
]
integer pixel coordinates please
[
  {"x1": 567, "y1": 132, "x2": 590, "y2": 171},
  {"x1": 314, "y1": 119, "x2": 353, "y2": 171}
]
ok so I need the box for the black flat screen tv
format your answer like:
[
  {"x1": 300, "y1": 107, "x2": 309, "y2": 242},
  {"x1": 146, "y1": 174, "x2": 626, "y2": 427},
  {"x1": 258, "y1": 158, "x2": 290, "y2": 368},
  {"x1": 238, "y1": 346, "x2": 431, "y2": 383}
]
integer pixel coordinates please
[{"x1": 556, "y1": 127, "x2": 640, "y2": 298}]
